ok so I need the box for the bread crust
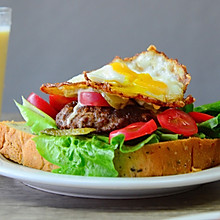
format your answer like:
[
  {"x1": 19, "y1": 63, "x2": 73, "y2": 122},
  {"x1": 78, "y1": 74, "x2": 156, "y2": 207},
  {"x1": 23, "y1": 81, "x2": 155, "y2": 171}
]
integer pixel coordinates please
[
  {"x1": 114, "y1": 137, "x2": 220, "y2": 177},
  {"x1": 0, "y1": 121, "x2": 58, "y2": 171},
  {"x1": 0, "y1": 121, "x2": 219, "y2": 176}
]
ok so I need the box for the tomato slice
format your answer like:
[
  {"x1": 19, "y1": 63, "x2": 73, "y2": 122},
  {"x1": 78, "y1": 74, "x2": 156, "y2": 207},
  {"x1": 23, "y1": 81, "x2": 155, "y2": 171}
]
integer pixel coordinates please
[
  {"x1": 49, "y1": 95, "x2": 77, "y2": 112},
  {"x1": 79, "y1": 91, "x2": 110, "y2": 107},
  {"x1": 188, "y1": 112, "x2": 214, "y2": 123},
  {"x1": 27, "y1": 93, "x2": 58, "y2": 119},
  {"x1": 157, "y1": 108, "x2": 198, "y2": 136},
  {"x1": 109, "y1": 119, "x2": 157, "y2": 141}
]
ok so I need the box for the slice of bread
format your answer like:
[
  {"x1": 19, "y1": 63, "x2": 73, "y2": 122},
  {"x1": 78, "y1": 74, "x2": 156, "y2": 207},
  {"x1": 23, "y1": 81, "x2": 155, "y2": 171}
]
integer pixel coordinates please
[
  {"x1": 114, "y1": 137, "x2": 220, "y2": 177},
  {"x1": 0, "y1": 121, "x2": 219, "y2": 177},
  {"x1": 0, "y1": 121, "x2": 58, "y2": 171}
]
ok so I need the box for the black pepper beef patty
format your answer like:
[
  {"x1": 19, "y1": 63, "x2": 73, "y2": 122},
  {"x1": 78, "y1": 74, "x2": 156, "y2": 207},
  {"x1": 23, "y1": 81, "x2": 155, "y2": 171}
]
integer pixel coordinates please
[
  {"x1": 56, "y1": 102, "x2": 155, "y2": 133},
  {"x1": 56, "y1": 102, "x2": 154, "y2": 133}
]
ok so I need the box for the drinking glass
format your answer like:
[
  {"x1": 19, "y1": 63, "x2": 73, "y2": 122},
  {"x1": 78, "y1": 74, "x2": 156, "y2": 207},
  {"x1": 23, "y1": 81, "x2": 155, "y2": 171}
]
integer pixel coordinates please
[{"x1": 0, "y1": 7, "x2": 12, "y2": 116}]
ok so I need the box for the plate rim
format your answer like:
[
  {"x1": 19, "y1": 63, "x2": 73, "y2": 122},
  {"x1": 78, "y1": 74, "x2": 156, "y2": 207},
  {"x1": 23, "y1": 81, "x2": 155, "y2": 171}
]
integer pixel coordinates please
[{"x1": 0, "y1": 154, "x2": 220, "y2": 190}]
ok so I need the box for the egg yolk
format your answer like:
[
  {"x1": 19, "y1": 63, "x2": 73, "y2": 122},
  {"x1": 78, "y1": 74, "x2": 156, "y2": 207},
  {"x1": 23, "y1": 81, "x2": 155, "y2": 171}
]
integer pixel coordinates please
[{"x1": 110, "y1": 62, "x2": 167, "y2": 96}]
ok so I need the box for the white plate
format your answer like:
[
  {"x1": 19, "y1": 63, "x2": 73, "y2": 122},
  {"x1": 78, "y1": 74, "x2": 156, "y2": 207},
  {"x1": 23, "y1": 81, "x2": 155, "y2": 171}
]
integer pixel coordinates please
[{"x1": 0, "y1": 155, "x2": 220, "y2": 199}]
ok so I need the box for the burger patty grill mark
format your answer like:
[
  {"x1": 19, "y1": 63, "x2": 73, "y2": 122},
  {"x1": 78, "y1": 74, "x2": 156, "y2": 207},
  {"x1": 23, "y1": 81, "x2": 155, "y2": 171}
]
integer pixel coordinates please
[{"x1": 56, "y1": 102, "x2": 155, "y2": 133}]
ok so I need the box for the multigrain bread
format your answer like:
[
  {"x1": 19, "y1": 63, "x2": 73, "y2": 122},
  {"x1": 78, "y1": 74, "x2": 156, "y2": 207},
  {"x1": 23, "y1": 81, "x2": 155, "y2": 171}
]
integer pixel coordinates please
[
  {"x1": 114, "y1": 137, "x2": 220, "y2": 177},
  {"x1": 0, "y1": 121, "x2": 220, "y2": 177}
]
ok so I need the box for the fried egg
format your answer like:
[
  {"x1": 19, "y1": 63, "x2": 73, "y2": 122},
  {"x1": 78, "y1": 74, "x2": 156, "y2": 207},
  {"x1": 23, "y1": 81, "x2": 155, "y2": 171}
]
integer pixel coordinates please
[
  {"x1": 85, "y1": 45, "x2": 191, "y2": 105},
  {"x1": 40, "y1": 74, "x2": 87, "y2": 97},
  {"x1": 40, "y1": 45, "x2": 193, "y2": 107}
]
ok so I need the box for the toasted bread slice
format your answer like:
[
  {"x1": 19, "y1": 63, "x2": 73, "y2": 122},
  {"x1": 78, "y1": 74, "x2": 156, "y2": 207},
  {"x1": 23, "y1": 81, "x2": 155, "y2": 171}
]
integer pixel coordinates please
[{"x1": 0, "y1": 121, "x2": 219, "y2": 177}]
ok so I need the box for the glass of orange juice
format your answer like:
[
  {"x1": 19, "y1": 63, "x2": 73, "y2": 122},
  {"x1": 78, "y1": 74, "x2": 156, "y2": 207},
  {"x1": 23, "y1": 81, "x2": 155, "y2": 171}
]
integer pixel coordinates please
[{"x1": 0, "y1": 7, "x2": 11, "y2": 116}]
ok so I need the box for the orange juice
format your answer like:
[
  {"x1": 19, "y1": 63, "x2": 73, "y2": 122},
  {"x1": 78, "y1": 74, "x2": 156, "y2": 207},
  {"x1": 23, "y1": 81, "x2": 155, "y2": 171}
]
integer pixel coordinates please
[{"x1": 0, "y1": 26, "x2": 10, "y2": 113}]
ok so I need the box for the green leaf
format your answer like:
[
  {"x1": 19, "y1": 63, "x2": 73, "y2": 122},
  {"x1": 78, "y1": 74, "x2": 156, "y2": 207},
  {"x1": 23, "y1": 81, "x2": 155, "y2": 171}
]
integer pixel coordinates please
[
  {"x1": 190, "y1": 100, "x2": 220, "y2": 138},
  {"x1": 197, "y1": 113, "x2": 220, "y2": 138},
  {"x1": 194, "y1": 100, "x2": 220, "y2": 116},
  {"x1": 15, "y1": 97, "x2": 57, "y2": 134},
  {"x1": 180, "y1": 103, "x2": 194, "y2": 113},
  {"x1": 155, "y1": 130, "x2": 179, "y2": 141},
  {"x1": 193, "y1": 132, "x2": 206, "y2": 139},
  {"x1": 199, "y1": 113, "x2": 220, "y2": 129},
  {"x1": 110, "y1": 134, "x2": 159, "y2": 153},
  {"x1": 33, "y1": 134, "x2": 118, "y2": 177}
]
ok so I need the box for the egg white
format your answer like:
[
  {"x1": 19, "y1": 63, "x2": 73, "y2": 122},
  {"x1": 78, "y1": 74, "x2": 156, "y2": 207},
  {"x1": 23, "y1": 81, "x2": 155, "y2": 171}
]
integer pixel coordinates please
[{"x1": 86, "y1": 54, "x2": 185, "y2": 103}]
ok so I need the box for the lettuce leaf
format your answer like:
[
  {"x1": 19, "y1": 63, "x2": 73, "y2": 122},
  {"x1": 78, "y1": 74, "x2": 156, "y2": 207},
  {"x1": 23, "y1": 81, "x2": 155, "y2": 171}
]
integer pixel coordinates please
[
  {"x1": 182, "y1": 101, "x2": 220, "y2": 116},
  {"x1": 15, "y1": 97, "x2": 57, "y2": 134},
  {"x1": 180, "y1": 103, "x2": 194, "y2": 113},
  {"x1": 197, "y1": 113, "x2": 220, "y2": 138},
  {"x1": 186, "y1": 100, "x2": 220, "y2": 138},
  {"x1": 182, "y1": 101, "x2": 220, "y2": 139},
  {"x1": 155, "y1": 130, "x2": 179, "y2": 141},
  {"x1": 110, "y1": 133, "x2": 159, "y2": 153},
  {"x1": 194, "y1": 100, "x2": 220, "y2": 116},
  {"x1": 33, "y1": 134, "x2": 118, "y2": 177}
]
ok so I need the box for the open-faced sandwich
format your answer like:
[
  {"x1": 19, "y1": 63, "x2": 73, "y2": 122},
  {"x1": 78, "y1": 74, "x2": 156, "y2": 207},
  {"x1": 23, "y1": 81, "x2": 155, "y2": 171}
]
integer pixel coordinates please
[{"x1": 0, "y1": 45, "x2": 219, "y2": 177}]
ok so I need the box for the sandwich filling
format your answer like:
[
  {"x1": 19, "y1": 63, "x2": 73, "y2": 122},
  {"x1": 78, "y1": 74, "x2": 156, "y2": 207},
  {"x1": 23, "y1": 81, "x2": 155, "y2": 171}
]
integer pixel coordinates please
[
  {"x1": 40, "y1": 45, "x2": 195, "y2": 135},
  {"x1": 56, "y1": 101, "x2": 156, "y2": 133}
]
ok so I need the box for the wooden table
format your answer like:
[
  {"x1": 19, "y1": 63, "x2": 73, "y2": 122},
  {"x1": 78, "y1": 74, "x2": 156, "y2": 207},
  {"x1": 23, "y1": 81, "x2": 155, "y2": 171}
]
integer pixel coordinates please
[{"x1": 0, "y1": 114, "x2": 220, "y2": 220}]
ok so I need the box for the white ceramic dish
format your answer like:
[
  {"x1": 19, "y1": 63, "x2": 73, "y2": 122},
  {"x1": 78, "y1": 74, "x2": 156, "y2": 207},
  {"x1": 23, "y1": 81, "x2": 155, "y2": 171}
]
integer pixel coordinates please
[{"x1": 0, "y1": 155, "x2": 219, "y2": 199}]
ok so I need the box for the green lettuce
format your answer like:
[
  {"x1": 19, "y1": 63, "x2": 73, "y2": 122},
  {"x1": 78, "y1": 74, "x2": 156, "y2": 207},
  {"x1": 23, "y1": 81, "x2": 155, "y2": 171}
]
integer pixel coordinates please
[
  {"x1": 15, "y1": 97, "x2": 57, "y2": 134},
  {"x1": 181, "y1": 101, "x2": 220, "y2": 139},
  {"x1": 194, "y1": 100, "x2": 220, "y2": 116},
  {"x1": 197, "y1": 113, "x2": 220, "y2": 138},
  {"x1": 33, "y1": 134, "x2": 118, "y2": 177},
  {"x1": 111, "y1": 134, "x2": 159, "y2": 153},
  {"x1": 192, "y1": 100, "x2": 220, "y2": 138},
  {"x1": 180, "y1": 103, "x2": 194, "y2": 113},
  {"x1": 155, "y1": 130, "x2": 179, "y2": 141},
  {"x1": 33, "y1": 132, "x2": 160, "y2": 176}
]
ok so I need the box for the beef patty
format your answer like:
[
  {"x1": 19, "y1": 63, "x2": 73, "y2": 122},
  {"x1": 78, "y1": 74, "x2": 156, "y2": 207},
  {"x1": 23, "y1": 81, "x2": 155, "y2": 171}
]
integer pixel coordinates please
[{"x1": 56, "y1": 102, "x2": 155, "y2": 133}]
